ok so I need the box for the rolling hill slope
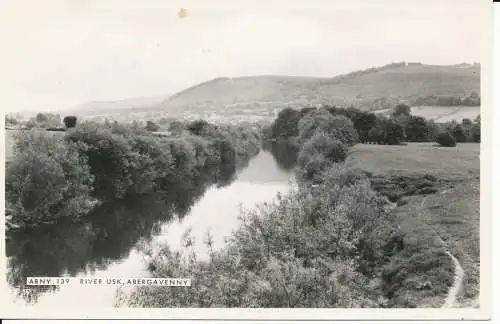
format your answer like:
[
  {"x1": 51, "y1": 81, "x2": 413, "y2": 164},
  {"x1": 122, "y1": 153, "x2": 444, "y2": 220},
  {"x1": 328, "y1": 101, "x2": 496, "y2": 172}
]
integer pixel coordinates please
[
  {"x1": 71, "y1": 62, "x2": 480, "y2": 121},
  {"x1": 152, "y1": 62, "x2": 480, "y2": 116}
]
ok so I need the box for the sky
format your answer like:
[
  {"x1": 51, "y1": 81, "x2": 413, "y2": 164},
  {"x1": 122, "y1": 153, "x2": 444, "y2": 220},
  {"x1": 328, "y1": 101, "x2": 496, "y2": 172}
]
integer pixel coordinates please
[{"x1": 0, "y1": 0, "x2": 491, "y2": 112}]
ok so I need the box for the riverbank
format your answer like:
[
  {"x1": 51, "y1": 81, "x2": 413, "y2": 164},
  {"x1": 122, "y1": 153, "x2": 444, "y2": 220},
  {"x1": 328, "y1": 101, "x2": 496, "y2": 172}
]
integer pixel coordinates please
[
  {"x1": 6, "y1": 149, "x2": 293, "y2": 307},
  {"x1": 119, "y1": 110, "x2": 479, "y2": 308},
  {"x1": 5, "y1": 121, "x2": 261, "y2": 230}
]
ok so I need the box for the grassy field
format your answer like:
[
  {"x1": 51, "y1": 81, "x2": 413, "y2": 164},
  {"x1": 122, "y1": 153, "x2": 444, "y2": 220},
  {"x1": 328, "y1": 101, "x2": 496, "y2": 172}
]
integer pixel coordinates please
[
  {"x1": 346, "y1": 143, "x2": 480, "y2": 180},
  {"x1": 346, "y1": 142, "x2": 480, "y2": 307},
  {"x1": 376, "y1": 106, "x2": 481, "y2": 123}
]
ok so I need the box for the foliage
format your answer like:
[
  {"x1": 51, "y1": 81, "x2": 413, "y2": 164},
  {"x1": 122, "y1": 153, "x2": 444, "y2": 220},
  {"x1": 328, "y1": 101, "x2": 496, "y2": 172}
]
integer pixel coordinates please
[
  {"x1": 5, "y1": 132, "x2": 95, "y2": 226},
  {"x1": 63, "y1": 116, "x2": 77, "y2": 128},
  {"x1": 6, "y1": 115, "x2": 19, "y2": 125},
  {"x1": 368, "y1": 117, "x2": 405, "y2": 145},
  {"x1": 123, "y1": 166, "x2": 394, "y2": 308},
  {"x1": 451, "y1": 124, "x2": 467, "y2": 143},
  {"x1": 145, "y1": 120, "x2": 160, "y2": 132},
  {"x1": 297, "y1": 110, "x2": 359, "y2": 146},
  {"x1": 405, "y1": 116, "x2": 430, "y2": 142},
  {"x1": 6, "y1": 120, "x2": 262, "y2": 227},
  {"x1": 270, "y1": 108, "x2": 301, "y2": 139},
  {"x1": 470, "y1": 123, "x2": 480, "y2": 143},
  {"x1": 435, "y1": 132, "x2": 456, "y2": 147},
  {"x1": 301, "y1": 132, "x2": 347, "y2": 161},
  {"x1": 392, "y1": 104, "x2": 411, "y2": 117}
]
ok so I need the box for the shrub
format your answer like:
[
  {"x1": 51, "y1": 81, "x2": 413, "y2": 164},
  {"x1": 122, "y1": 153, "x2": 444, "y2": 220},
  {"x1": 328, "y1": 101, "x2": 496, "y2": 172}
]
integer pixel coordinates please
[
  {"x1": 368, "y1": 118, "x2": 405, "y2": 145},
  {"x1": 64, "y1": 124, "x2": 155, "y2": 200},
  {"x1": 299, "y1": 132, "x2": 348, "y2": 164},
  {"x1": 470, "y1": 123, "x2": 481, "y2": 143},
  {"x1": 385, "y1": 119, "x2": 406, "y2": 145},
  {"x1": 451, "y1": 124, "x2": 467, "y2": 143},
  {"x1": 298, "y1": 110, "x2": 358, "y2": 146},
  {"x1": 145, "y1": 120, "x2": 160, "y2": 132},
  {"x1": 392, "y1": 104, "x2": 411, "y2": 117},
  {"x1": 270, "y1": 108, "x2": 301, "y2": 139},
  {"x1": 122, "y1": 166, "x2": 392, "y2": 308},
  {"x1": 63, "y1": 116, "x2": 77, "y2": 128},
  {"x1": 435, "y1": 132, "x2": 456, "y2": 147},
  {"x1": 5, "y1": 132, "x2": 95, "y2": 226},
  {"x1": 405, "y1": 116, "x2": 430, "y2": 142}
]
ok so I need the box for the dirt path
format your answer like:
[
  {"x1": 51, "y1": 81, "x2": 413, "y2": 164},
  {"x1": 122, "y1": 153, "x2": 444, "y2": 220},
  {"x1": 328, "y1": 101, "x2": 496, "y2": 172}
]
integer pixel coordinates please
[{"x1": 441, "y1": 251, "x2": 465, "y2": 308}]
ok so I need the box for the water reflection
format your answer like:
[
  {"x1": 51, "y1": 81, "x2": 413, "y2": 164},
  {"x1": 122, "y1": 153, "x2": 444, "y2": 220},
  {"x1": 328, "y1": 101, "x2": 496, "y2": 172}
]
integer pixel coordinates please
[
  {"x1": 263, "y1": 140, "x2": 299, "y2": 171},
  {"x1": 6, "y1": 165, "x2": 236, "y2": 304},
  {"x1": 6, "y1": 147, "x2": 296, "y2": 305}
]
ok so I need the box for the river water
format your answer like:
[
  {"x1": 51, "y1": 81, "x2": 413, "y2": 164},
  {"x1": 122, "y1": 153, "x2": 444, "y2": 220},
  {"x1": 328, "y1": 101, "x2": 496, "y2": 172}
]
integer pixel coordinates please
[{"x1": 5, "y1": 148, "x2": 295, "y2": 308}]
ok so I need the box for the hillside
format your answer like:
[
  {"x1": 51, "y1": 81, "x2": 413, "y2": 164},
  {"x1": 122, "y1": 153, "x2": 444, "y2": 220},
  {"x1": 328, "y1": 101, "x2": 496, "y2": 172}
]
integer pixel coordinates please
[
  {"x1": 69, "y1": 95, "x2": 167, "y2": 115},
  {"x1": 153, "y1": 62, "x2": 480, "y2": 116},
  {"x1": 70, "y1": 62, "x2": 480, "y2": 122}
]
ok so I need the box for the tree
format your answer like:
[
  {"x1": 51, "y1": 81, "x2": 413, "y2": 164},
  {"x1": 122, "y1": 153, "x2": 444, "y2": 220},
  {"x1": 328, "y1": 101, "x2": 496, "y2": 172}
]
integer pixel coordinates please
[
  {"x1": 451, "y1": 124, "x2": 467, "y2": 143},
  {"x1": 270, "y1": 108, "x2": 301, "y2": 139},
  {"x1": 5, "y1": 115, "x2": 18, "y2": 125},
  {"x1": 392, "y1": 104, "x2": 411, "y2": 117},
  {"x1": 405, "y1": 116, "x2": 430, "y2": 142},
  {"x1": 349, "y1": 111, "x2": 378, "y2": 143},
  {"x1": 436, "y1": 132, "x2": 456, "y2": 147},
  {"x1": 471, "y1": 115, "x2": 481, "y2": 143},
  {"x1": 462, "y1": 118, "x2": 472, "y2": 127},
  {"x1": 299, "y1": 107, "x2": 316, "y2": 118},
  {"x1": 385, "y1": 119, "x2": 405, "y2": 145},
  {"x1": 367, "y1": 117, "x2": 405, "y2": 145},
  {"x1": 298, "y1": 132, "x2": 348, "y2": 165},
  {"x1": 63, "y1": 116, "x2": 77, "y2": 128},
  {"x1": 145, "y1": 120, "x2": 160, "y2": 132},
  {"x1": 35, "y1": 113, "x2": 48, "y2": 123},
  {"x1": 168, "y1": 120, "x2": 185, "y2": 134},
  {"x1": 297, "y1": 110, "x2": 358, "y2": 146}
]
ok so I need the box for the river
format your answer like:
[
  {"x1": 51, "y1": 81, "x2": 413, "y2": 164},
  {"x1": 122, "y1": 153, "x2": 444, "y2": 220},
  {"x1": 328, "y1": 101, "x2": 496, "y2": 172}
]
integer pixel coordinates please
[{"x1": 5, "y1": 148, "x2": 295, "y2": 308}]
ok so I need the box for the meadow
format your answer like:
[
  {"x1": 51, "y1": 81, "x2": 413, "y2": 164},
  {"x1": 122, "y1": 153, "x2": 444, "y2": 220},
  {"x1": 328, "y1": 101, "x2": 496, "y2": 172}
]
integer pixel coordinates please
[
  {"x1": 376, "y1": 106, "x2": 481, "y2": 123},
  {"x1": 345, "y1": 142, "x2": 479, "y2": 178},
  {"x1": 346, "y1": 142, "x2": 480, "y2": 307}
]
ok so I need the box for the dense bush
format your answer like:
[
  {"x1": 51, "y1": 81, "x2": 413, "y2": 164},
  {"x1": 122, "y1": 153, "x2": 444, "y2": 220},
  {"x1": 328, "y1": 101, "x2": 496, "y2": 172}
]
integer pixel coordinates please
[
  {"x1": 121, "y1": 167, "x2": 394, "y2": 308},
  {"x1": 298, "y1": 132, "x2": 348, "y2": 171},
  {"x1": 435, "y1": 132, "x2": 456, "y2": 147},
  {"x1": 269, "y1": 108, "x2": 301, "y2": 139},
  {"x1": 392, "y1": 104, "x2": 411, "y2": 117},
  {"x1": 451, "y1": 124, "x2": 467, "y2": 143},
  {"x1": 65, "y1": 124, "x2": 153, "y2": 201},
  {"x1": 5, "y1": 132, "x2": 95, "y2": 226},
  {"x1": 63, "y1": 116, "x2": 77, "y2": 128},
  {"x1": 298, "y1": 110, "x2": 359, "y2": 146},
  {"x1": 405, "y1": 116, "x2": 430, "y2": 142},
  {"x1": 6, "y1": 120, "x2": 262, "y2": 228},
  {"x1": 145, "y1": 120, "x2": 160, "y2": 132},
  {"x1": 368, "y1": 118, "x2": 405, "y2": 145}
]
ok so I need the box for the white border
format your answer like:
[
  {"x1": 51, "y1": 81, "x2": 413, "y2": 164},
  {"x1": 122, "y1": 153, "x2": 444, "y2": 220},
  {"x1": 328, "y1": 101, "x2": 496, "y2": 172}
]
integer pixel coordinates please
[{"x1": 0, "y1": 0, "x2": 495, "y2": 321}]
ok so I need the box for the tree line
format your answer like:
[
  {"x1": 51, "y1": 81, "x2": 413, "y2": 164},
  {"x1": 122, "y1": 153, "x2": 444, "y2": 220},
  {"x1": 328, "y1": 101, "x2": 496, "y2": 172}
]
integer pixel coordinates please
[
  {"x1": 265, "y1": 104, "x2": 480, "y2": 147},
  {"x1": 5, "y1": 119, "x2": 261, "y2": 228}
]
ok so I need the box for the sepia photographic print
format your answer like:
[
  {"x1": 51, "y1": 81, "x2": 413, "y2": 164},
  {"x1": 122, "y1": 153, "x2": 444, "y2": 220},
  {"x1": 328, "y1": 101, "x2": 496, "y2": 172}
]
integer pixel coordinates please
[{"x1": 0, "y1": 0, "x2": 493, "y2": 320}]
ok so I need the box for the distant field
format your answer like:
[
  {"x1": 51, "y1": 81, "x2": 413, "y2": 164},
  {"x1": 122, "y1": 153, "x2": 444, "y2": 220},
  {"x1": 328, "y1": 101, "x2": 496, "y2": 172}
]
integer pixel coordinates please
[
  {"x1": 346, "y1": 142, "x2": 480, "y2": 179},
  {"x1": 376, "y1": 106, "x2": 480, "y2": 123},
  {"x1": 347, "y1": 142, "x2": 480, "y2": 307}
]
